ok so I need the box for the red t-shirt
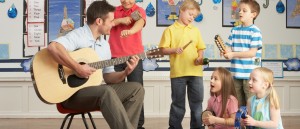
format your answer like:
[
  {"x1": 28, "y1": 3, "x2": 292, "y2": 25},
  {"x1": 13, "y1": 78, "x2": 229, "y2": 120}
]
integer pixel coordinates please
[{"x1": 109, "y1": 4, "x2": 146, "y2": 57}]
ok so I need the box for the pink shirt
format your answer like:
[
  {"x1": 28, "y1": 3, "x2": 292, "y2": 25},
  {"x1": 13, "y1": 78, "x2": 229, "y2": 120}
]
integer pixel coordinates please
[
  {"x1": 109, "y1": 4, "x2": 146, "y2": 57},
  {"x1": 206, "y1": 95, "x2": 238, "y2": 129}
]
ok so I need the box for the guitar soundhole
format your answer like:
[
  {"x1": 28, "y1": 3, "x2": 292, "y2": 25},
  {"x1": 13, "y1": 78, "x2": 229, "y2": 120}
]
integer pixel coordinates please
[{"x1": 67, "y1": 75, "x2": 88, "y2": 88}]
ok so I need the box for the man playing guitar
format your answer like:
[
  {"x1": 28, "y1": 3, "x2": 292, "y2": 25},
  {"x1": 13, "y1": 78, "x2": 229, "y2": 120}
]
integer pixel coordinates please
[{"x1": 46, "y1": 1, "x2": 144, "y2": 129}]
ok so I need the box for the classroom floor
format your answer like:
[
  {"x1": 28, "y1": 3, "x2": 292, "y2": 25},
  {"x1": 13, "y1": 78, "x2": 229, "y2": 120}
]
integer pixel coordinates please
[{"x1": 0, "y1": 116, "x2": 299, "y2": 129}]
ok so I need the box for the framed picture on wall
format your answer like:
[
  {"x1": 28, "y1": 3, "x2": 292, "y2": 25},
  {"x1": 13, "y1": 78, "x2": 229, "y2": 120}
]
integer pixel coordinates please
[
  {"x1": 262, "y1": 61, "x2": 283, "y2": 78},
  {"x1": 286, "y1": 0, "x2": 300, "y2": 28},
  {"x1": 222, "y1": 0, "x2": 241, "y2": 27},
  {"x1": 48, "y1": 0, "x2": 82, "y2": 42},
  {"x1": 156, "y1": 0, "x2": 183, "y2": 27}
]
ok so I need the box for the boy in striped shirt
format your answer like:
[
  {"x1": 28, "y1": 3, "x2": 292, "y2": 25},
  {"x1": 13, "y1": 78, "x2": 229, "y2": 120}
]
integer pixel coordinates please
[{"x1": 223, "y1": 0, "x2": 262, "y2": 107}]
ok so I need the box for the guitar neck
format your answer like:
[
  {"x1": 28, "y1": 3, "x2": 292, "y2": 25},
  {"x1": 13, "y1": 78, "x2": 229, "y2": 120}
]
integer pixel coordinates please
[{"x1": 88, "y1": 53, "x2": 146, "y2": 69}]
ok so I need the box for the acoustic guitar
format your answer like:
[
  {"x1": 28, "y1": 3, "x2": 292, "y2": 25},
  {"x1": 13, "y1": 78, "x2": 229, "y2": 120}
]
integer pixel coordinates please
[{"x1": 30, "y1": 48, "x2": 163, "y2": 104}]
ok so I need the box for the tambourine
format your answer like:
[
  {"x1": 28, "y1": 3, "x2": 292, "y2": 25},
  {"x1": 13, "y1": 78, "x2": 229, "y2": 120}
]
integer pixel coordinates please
[
  {"x1": 201, "y1": 110, "x2": 215, "y2": 127},
  {"x1": 235, "y1": 106, "x2": 254, "y2": 129}
]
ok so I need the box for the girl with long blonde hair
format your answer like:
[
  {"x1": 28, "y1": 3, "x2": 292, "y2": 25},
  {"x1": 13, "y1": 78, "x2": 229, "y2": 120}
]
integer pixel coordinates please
[{"x1": 243, "y1": 67, "x2": 284, "y2": 129}]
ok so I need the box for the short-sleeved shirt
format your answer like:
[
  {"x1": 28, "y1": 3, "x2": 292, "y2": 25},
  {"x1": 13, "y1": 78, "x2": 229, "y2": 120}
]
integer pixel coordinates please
[
  {"x1": 249, "y1": 95, "x2": 284, "y2": 129},
  {"x1": 226, "y1": 24, "x2": 263, "y2": 79},
  {"x1": 207, "y1": 95, "x2": 238, "y2": 129},
  {"x1": 109, "y1": 4, "x2": 146, "y2": 57},
  {"x1": 52, "y1": 25, "x2": 115, "y2": 74},
  {"x1": 159, "y1": 21, "x2": 206, "y2": 78}
]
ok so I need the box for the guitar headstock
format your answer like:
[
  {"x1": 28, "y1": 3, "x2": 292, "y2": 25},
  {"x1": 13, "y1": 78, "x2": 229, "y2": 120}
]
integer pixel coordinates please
[
  {"x1": 145, "y1": 48, "x2": 164, "y2": 59},
  {"x1": 214, "y1": 35, "x2": 226, "y2": 54}
]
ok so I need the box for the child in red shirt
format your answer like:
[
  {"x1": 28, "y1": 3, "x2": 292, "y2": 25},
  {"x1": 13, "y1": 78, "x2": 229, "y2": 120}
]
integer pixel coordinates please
[{"x1": 108, "y1": 1, "x2": 146, "y2": 129}]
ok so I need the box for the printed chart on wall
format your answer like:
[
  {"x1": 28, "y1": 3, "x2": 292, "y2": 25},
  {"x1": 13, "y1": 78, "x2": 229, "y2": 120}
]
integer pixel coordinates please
[
  {"x1": 23, "y1": 0, "x2": 48, "y2": 57},
  {"x1": 23, "y1": 0, "x2": 97, "y2": 57}
]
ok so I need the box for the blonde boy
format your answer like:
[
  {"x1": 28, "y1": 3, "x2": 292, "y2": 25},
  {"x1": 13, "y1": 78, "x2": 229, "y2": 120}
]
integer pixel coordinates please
[{"x1": 159, "y1": 0, "x2": 206, "y2": 128}]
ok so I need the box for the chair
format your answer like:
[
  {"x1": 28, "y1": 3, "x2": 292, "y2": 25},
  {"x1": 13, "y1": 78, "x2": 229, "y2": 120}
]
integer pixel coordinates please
[{"x1": 56, "y1": 103, "x2": 97, "y2": 129}]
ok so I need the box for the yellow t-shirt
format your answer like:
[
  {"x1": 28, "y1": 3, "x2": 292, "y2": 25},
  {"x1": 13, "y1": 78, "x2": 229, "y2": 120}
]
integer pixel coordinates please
[{"x1": 159, "y1": 21, "x2": 206, "y2": 78}]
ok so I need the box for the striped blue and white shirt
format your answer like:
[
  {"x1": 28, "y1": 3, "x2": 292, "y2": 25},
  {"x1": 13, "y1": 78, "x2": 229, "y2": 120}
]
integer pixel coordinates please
[{"x1": 226, "y1": 24, "x2": 262, "y2": 79}]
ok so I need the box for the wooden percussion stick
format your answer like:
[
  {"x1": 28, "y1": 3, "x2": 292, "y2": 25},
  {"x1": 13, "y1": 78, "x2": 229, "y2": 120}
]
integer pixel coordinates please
[{"x1": 183, "y1": 40, "x2": 193, "y2": 50}]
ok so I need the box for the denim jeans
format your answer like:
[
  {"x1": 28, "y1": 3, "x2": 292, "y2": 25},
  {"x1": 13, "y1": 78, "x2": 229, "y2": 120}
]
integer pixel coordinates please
[
  {"x1": 169, "y1": 76, "x2": 204, "y2": 129},
  {"x1": 114, "y1": 59, "x2": 145, "y2": 128}
]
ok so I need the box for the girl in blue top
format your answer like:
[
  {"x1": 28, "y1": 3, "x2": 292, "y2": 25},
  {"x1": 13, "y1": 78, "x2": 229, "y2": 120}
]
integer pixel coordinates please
[{"x1": 243, "y1": 67, "x2": 283, "y2": 129}]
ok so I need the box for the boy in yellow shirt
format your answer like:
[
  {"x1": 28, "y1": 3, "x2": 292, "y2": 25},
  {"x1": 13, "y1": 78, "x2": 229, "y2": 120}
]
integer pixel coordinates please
[{"x1": 158, "y1": 0, "x2": 206, "y2": 128}]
